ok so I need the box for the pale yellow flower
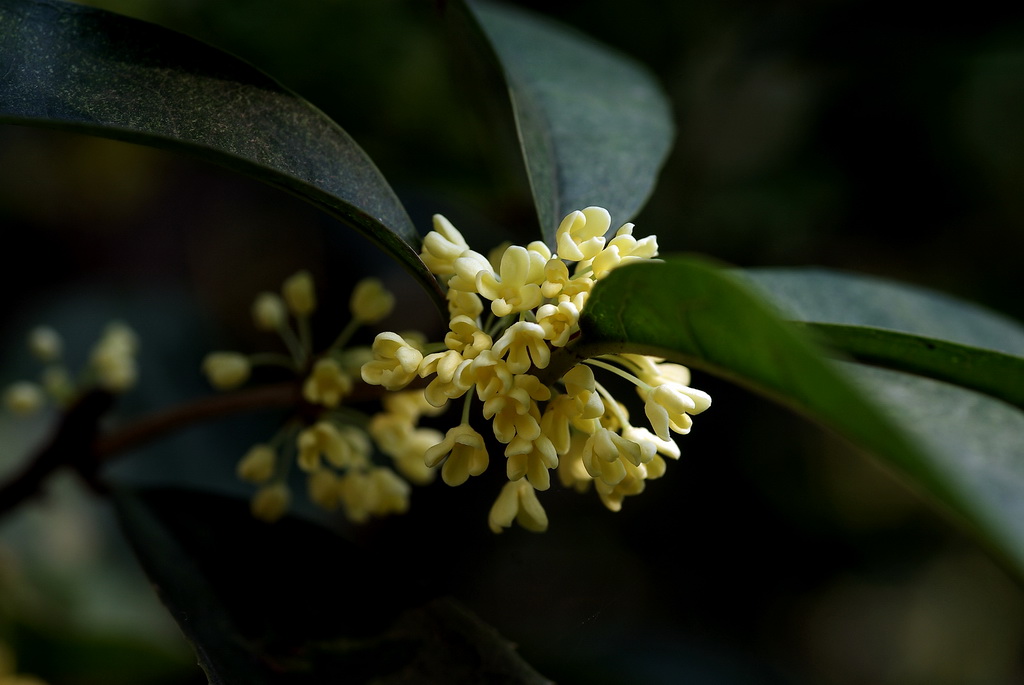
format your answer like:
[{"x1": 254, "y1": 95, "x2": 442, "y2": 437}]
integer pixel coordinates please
[
  {"x1": 91, "y1": 323, "x2": 140, "y2": 392},
  {"x1": 643, "y1": 383, "x2": 712, "y2": 441},
  {"x1": 236, "y1": 444, "x2": 276, "y2": 483},
  {"x1": 556, "y1": 432, "x2": 593, "y2": 493},
  {"x1": 555, "y1": 206, "x2": 609, "y2": 261},
  {"x1": 447, "y1": 288, "x2": 484, "y2": 319},
  {"x1": 504, "y1": 433, "x2": 558, "y2": 490},
  {"x1": 419, "y1": 349, "x2": 472, "y2": 407},
  {"x1": 482, "y1": 375, "x2": 549, "y2": 443},
  {"x1": 251, "y1": 292, "x2": 286, "y2": 331},
  {"x1": 581, "y1": 426, "x2": 644, "y2": 486},
  {"x1": 491, "y1": 321, "x2": 550, "y2": 373},
  {"x1": 361, "y1": 332, "x2": 423, "y2": 390},
  {"x1": 535, "y1": 298, "x2": 580, "y2": 347},
  {"x1": 350, "y1": 277, "x2": 395, "y2": 323},
  {"x1": 475, "y1": 245, "x2": 544, "y2": 316},
  {"x1": 594, "y1": 459, "x2": 647, "y2": 512},
  {"x1": 488, "y1": 480, "x2": 548, "y2": 533},
  {"x1": 201, "y1": 352, "x2": 251, "y2": 390},
  {"x1": 282, "y1": 270, "x2": 316, "y2": 316},
  {"x1": 448, "y1": 250, "x2": 493, "y2": 292},
  {"x1": 444, "y1": 315, "x2": 491, "y2": 359},
  {"x1": 541, "y1": 258, "x2": 594, "y2": 300},
  {"x1": 307, "y1": 468, "x2": 341, "y2": 510},
  {"x1": 420, "y1": 214, "x2": 469, "y2": 276},
  {"x1": 3, "y1": 382, "x2": 44, "y2": 416},
  {"x1": 461, "y1": 349, "x2": 514, "y2": 401},
  {"x1": 424, "y1": 423, "x2": 489, "y2": 487},
  {"x1": 251, "y1": 483, "x2": 291, "y2": 522},
  {"x1": 28, "y1": 326, "x2": 62, "y2": 362},
  {"x1": 389, "y1": 426, "x2": 443, "y2": 485},
  {"x1": 302, "y1": 357, "x2": 352, "y2": 408},
  {"x1": 297, "y1": 421, "x2": 367, "y2": 472}
]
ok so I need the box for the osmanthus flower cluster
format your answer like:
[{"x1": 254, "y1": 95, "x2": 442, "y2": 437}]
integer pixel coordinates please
[
  {"x1": 2, "y1": 322, "x2": 140, "y2": 417},
  {"x1": 361, "y1": 207, "x2": 711, "y2": 532}
]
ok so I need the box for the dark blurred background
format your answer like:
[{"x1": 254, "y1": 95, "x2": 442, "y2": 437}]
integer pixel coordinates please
[{"x1": 1, "y1": 1, "x2": 1024, "y2": 683}]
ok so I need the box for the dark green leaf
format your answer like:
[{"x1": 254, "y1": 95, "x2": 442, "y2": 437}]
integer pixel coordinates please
[
  {"x1": 464, "y1": 0, "x2": 674, "y2": 242},
  {"x1": 0, "y1": 0, "x2": 443, "y2": 305},
  {"x1": 113, "y1": 489, "x2": 275, "y2": 684},
  {"x1": 113, "y1": 488, "x2": 553, "y2": 684},
  {"x1": 740, "y1": 268, "x2": 1024, "y2": 408},
  {"x1": 740, "y1": 268, "x2": 1024, "y2": 353},
  {"x1": 568, "y1": 257, "x2": 1024, "y2": 576},
  {"x1": 844, "y1": 364, "x2": 1024, "y2": 575},
  {"x1": 801, "y1": 324, "x2": 1024, "y2": 410}
]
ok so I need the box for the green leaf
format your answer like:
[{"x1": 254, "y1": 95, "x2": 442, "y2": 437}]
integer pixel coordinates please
[
  {"x1": 464, "y1": 0, "x2": 674, "y2": 243},
  {"x1": 0, "y1": 0, "x2": 442, "y2": 305},
  {"x1": 844, "y1": 364, "x2": 1024, "y2": 575},
  {"x1": 113, "y1": 488, "x2": 553, "y2": 684},
  {"x1": 739, "y1": 268, "x2": 1024, "y2": 353},
  {"x1": 568, "y1": 257, "x2": 1024, "y2": 576},
  {"x1": 113, "y1": 489, "x2": 275, "y2": 684},
  {"x1": 740, "y1": 268, "x2": 1024, "y2": 409}
]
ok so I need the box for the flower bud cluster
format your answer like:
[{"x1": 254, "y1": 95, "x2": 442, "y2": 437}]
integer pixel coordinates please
[
  {"x1": 362, "y1": 208, "x2": 710, "y2": 532},
  {"x1": 203, "y1": 271, "x2": 415, "y2": 523},
  {"x1": 3, "y1": 322, "x2": 140, "y2": 418}
]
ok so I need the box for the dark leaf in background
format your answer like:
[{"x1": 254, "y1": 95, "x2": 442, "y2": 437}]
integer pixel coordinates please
[
  {"x1": 0, "y1": 0, "x2": 443, "y2": 307},
  {"x1": 464, "y1": 0, "x2": 674, "y2": 243},
  {"x1": 114, "y1": 488, "x2": 552, "y2": 684}
]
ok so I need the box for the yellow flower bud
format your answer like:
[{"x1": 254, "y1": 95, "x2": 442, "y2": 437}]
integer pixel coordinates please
[
  {"x1": 28, "y1": 326, "x2": 62, "y2": 362},
  {"x1": 302, "y1": 358, "x2": 352, "y2": 408},
  {"x1": 236, "y1": 444, "x2": 277, "y2": 483},
  {"x1": 360, "y1": 332, "x2": 423, "y2": 391},
  {"x1": 308, "y1": 469, "x2": 341, "y2": 510},
  {"x1": 90, "y1": 322, "x2": 140, "y2": 393},
  {"x1": 252, "y1": 292, "x2": 286, "y2": 331},
  {"x1": 282, "y1": 269, "x2": 316, "y2": 316},
  {"x1": 3, "y1": 381, "x2": 45, "y2": 416},
  {"x1": 251, "y1": 483, "x2": 290, "y2": 522},
  {"x1": 202, "y1": 352, "x2": 251, "y2": 390},
  {"x1": 488, "y1": 480, "x2": 548, "y2": 533},
  {"x1": 424, "y1": 424, "x2": 489, "y2": 487},
  {"x1": 350, "y1": 277, "x2": 395, "y2": 323}
]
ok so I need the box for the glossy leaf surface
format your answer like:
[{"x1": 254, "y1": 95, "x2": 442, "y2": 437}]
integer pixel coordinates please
[
  {"x1": 465, "y1": 0, "x2": 674, "y2": 243},
  {"x1": 742, "y1": 268, "x2": 1024, "y2": 409},
  {"x1": 0, "y1": 0, "x2": 442, "y2": 302},
  {"x1": 571, "y1": 257, "x2": 1024, "y2": 575}
]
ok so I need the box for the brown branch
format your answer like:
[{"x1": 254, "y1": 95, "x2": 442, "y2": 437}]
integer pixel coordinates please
[
  {"x1": 0, "y1": 390, "x2": 114, "y2": 517},
  {"x1": 0, "y1": 382, "x2": 302, "y2": 520},
  {"x1": 93, "y1": 382, "x2": 301, "y2": 459}
]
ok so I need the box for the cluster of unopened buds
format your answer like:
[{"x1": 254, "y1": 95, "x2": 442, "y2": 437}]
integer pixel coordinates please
[
  {"x1": 204, "y1": 207, "x2": 711, "y2": 532},
  {"x1": 3, "y1": 322, "x2": 140, "y2": 417}
]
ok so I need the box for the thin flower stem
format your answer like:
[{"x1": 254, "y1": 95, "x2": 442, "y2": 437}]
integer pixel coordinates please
[
  {"x1": 276, "y1": 321, "x2": 305, "y2": 365},
  {"x1": 584, "y1": 358, "x2": 648, "y2": 390},
  {"x1": 297, "y1": 315, "x2": 313, "y2": 364},
  {"x1": 461, "y1": 391, "x2": 474, "y2": 425},
  {"x1": 248, "y1": 352, "x2": 299, "y2": 370},
  {"x1": 593, "y1": 380, "x2": 631, "y2": 428},
  {"x1": 330, "y1": 318, "x2": 361, "y2": 352}
]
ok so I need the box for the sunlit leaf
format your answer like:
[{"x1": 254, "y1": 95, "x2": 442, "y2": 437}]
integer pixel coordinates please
[
  {"x1": 464, "y1": 0, "x2": 674, "y2": 243},
  {"x1": 568, "y1": 257, "x2": 1024, "y2": 577},
  {"x1": 0, "y1": 0, "x2": 443, "y2": 305}
]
